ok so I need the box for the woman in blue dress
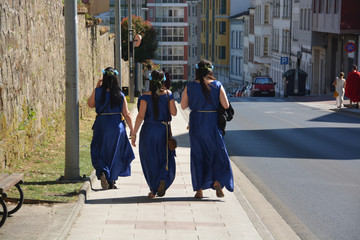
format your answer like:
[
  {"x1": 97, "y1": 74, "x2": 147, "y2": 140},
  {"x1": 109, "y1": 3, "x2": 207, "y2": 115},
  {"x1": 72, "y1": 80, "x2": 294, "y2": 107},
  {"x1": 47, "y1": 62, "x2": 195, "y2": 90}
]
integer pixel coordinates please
[
  {"x1": 131, "y1": 70, "x2": 177, "y2": 198},
  {"x1": 181, "y1": 59, "x2": 234, "y2": 198},
  {"x1": 88, "y1": 67, "x2": 135, "y2": 189}
]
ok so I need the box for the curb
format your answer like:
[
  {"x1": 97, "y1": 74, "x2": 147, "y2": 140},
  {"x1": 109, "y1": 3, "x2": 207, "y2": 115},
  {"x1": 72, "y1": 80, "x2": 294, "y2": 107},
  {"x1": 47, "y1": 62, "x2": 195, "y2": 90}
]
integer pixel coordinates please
[{"x1": 55, "y1": 170, "x2": 96, "y2": 240}]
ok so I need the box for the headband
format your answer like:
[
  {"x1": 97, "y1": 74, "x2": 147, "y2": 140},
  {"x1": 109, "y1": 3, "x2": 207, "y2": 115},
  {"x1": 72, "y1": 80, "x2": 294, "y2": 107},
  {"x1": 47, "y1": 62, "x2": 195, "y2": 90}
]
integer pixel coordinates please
[
  {"x1": 102, "y1": 69, "x2": 119, "y2": 76},
  {"x1": 195, "y1": 64, "x2": 214, "y2": 72},
  {"x1": 149, "y1": 73, "x2": 166, "y2": 82}
]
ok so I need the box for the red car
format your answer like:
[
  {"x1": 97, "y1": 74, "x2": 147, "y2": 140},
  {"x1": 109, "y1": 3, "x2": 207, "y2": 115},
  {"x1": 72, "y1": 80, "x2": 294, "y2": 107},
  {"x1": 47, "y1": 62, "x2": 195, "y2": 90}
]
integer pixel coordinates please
[{"x1": 251, "y1": 77, "x2": 276, "y2": 97}]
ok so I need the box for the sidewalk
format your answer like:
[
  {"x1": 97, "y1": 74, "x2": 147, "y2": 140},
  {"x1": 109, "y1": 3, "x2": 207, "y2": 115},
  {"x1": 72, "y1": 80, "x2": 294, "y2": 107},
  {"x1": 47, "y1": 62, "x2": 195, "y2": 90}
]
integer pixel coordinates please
[
  {"x1": 286, "y1": 95, "x2": 360, "y2": 116},
  {"x1": 64, "y1": 103, "x2": 268, "y2": 240}
]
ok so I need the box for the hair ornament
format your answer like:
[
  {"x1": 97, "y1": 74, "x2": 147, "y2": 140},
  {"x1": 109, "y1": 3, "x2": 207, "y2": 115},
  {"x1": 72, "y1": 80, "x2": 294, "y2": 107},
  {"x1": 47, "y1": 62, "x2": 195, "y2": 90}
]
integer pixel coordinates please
[
  {"x1": 196, "y1": 64, "x2": 214, "y2": 72},
  {"x1": 149, "y1": 73, "x2": 166, "y2": 82},
  {"x1": 102, "y1": 69, "x2": 118, "y2": 76}
]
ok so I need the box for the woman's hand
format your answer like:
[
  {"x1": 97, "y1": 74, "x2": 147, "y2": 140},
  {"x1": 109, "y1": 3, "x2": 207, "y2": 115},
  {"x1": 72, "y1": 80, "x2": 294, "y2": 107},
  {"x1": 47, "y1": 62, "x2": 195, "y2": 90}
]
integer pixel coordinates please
[
  {"x1": 96, "y1": 79, "x2": 103, "y2": 88},
  {"x1": 131, "y1": 135, "x2": 137, "y2": 147}
]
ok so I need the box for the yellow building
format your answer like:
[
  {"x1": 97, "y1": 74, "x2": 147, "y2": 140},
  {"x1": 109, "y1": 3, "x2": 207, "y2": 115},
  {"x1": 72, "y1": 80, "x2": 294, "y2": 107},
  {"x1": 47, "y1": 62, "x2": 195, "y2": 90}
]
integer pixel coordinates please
[{"x1": 201, "y1": 0, "x2": 230, "y2": 83}]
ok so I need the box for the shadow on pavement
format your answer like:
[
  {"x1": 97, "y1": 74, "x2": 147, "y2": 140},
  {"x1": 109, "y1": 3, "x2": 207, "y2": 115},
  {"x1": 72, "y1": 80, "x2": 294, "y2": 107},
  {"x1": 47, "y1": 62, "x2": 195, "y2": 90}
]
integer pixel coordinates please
[{"x1": 85, "y1": 196, "x2": 223, "y2": 204}]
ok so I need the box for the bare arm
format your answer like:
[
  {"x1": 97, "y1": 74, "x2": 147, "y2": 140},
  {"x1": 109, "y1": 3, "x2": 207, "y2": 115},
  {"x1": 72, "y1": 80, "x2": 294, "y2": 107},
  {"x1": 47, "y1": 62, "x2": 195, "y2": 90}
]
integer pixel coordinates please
[
  {"x1": 122, "y1": 96, "x2": 134, "y2": 135},
  {"x1": 180, "y1": 86, "x2": 188, "y2": 110},
  {"x1": 87, "y1": 79, "x2": 103, "y2": 108},
  {"x1": 131, "y1": 100, "x2": 147, "y2": 147},
  {"x1": 167, "y1": 90, "x2": 177, "y2": 116},
  {"x1": 220, "y1": 85, "x2": 230, "y2": 109}
]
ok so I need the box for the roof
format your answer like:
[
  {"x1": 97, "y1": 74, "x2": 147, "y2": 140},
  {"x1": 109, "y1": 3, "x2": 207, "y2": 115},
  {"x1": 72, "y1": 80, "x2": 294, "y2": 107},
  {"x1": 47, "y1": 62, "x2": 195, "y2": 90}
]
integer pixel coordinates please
[{"x1": 229, "y1": 10, "x2": 250, "y2": 19}]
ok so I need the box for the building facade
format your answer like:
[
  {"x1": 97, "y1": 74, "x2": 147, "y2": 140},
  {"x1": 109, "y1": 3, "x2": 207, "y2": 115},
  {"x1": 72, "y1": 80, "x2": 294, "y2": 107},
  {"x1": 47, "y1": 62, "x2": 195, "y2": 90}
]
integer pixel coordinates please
[
  {"x1": 187, "y1": 0, "x2": 202, "y2": 81},
  {"x1": 229, "y1": 12, "x2": 248, "y2": 88},
  {"x1": 200, "y1": 0, "x2": 230, "y2": 83},
  {"x1": 147, "y1": 0, "x2": 189, "y2": 82},
  {"x1": 312, "y1": 0, "x2": 360, "y2": 95}
]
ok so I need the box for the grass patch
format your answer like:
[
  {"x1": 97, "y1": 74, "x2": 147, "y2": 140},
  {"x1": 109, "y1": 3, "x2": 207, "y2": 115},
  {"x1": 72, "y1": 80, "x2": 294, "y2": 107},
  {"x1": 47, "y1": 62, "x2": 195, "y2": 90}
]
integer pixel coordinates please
[{"x1": 5, "y1": 101, "x2": 136, "y2": 203}]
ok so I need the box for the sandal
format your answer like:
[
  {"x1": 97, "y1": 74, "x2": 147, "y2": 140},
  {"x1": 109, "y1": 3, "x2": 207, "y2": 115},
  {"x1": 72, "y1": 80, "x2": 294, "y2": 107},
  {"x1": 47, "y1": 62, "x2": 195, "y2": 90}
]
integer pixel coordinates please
[
  {"x1": 157, "y1": 180, "x2": 166, "y2": 197},
  {"x1": 109, "y1": 182, "x2": 117, "y2": 189},
  {"x1": 100, "y1": 172, "x2": 109, "y2": 189},
  {"x1": 214, "y1": 181, "x2": 224, "y2": 198},
  {"x1": 148, "y1": 191, "x2": 155, "y2": 199},
  {"x1": 194, "y1": 189, "x2": 203, "y2": 199}
]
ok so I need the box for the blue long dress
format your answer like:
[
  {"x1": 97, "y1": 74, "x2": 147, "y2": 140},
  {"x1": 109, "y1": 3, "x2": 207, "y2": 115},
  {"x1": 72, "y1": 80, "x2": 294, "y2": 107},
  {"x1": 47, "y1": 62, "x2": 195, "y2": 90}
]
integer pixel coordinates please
[
  {"x1": 91, "y1": 87, "x2": 135, "y2": 183},
  {"x1": 187, "y1": 80, "x2": 234, "y2": 192},
  {"x1": 138, "y1": 93, "x2": 176, "y2": 195}
]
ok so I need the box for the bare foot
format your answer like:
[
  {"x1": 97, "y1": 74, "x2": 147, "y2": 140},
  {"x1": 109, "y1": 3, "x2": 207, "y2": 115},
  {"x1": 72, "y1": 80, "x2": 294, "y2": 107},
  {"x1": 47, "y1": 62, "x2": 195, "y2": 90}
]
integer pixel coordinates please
[
  {"x1": 214, "y1": 181, "x2": 224, "y2": 198},
  {"x1": 157, "y1": 180, "x2": 166, "y2": 197},
  {"x1": 194, "y1": 189, "x2": 203, "y2": 199},
  {"x1": 148, "y1": 191, "x2": 155, "y2": 199}
]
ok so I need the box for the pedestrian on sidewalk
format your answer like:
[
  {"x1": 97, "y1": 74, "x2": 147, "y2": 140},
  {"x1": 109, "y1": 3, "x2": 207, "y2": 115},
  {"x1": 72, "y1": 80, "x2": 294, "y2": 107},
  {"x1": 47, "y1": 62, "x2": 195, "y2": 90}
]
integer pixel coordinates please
[
  {"x1": 180, "y1": 59, "x2": 234, "y2": 199},
  {"x1": 88, "y1": 67, "x2": 135, "y2": 189},
  {"x1": 333, "y1": 72, "x2": 346, "y2": 108},
  {"x1": 345, "y1": 65, "x2": 360, "y2": 108},
  {"x1": 131, "y1": 69, "x2": 177, "y2": 198}
]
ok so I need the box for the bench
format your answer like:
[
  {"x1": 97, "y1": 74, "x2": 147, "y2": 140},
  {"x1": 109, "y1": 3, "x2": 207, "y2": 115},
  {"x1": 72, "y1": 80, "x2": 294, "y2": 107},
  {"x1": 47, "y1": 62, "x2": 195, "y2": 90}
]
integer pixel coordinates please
[{"x1": 0, "y1": 173, "x2": 24, "y2": 227}]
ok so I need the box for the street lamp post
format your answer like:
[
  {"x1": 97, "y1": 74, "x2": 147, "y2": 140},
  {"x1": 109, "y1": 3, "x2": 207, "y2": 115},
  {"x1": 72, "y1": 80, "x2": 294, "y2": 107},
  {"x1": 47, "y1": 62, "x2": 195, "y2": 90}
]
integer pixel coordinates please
[
  {"x1": 115, "y1": 0, "x2": 122, "y2": 88},
  {"x1": 64, "y1": 0, "x2": 81, "y2": 181},
  {"x1": 128, "y1": 0, "x2": 135, "y2": 103}
]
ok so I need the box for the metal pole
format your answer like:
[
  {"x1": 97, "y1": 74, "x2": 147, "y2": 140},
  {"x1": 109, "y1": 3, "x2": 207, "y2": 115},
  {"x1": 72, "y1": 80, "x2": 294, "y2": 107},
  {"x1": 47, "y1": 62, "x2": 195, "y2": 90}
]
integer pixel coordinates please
[
  {"x1": 64, "y1": 0, "x2": 80, "y2": 180},
  {"x1": 128, "y1": 0, "x2": 135, "y2": 103},
  {"x1": 115, "y1": 0, "x2": 122, "y2": 88}
]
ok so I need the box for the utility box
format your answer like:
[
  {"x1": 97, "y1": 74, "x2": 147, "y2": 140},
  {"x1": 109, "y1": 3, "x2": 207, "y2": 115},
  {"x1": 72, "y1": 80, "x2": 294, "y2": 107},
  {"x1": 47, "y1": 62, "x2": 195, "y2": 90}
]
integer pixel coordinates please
[{"x1": 283, "y1": 69, "x2": 308, "y2": 96}]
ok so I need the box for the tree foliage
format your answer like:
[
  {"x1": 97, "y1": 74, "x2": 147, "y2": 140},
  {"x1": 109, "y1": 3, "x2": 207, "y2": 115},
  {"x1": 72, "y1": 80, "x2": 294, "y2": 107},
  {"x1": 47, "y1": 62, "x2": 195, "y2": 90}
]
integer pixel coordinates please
[{"x1": 121, "y1": 16, "x2": 158, "y2": 63}]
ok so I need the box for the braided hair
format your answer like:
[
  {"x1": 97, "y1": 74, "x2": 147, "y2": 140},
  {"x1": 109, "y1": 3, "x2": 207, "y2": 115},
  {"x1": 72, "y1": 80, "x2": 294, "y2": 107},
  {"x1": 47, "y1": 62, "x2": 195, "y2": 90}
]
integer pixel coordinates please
[
  {"x1": 149, "y1": 69, "x2": 166, "y2": 120},
  {"x1": 100, "y1": 67, "x2": 123, "y2": 109},
  {"x1": 195, "y1": 59, "x2": 215, "y2": 102}
]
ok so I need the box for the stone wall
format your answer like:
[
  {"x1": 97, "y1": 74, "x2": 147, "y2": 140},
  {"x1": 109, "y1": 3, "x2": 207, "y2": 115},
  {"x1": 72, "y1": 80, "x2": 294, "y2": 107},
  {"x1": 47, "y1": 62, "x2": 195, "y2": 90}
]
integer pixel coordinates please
[{"x1": 0, "y1": 1, "x2": 128, "y2": 171}]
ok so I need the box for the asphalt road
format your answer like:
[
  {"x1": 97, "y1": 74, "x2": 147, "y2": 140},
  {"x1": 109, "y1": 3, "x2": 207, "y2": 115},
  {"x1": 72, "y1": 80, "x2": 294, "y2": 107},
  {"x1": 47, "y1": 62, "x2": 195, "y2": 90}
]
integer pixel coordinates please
[{"x1": 225, "y1": 97, "x2": 360, "y2": 240}]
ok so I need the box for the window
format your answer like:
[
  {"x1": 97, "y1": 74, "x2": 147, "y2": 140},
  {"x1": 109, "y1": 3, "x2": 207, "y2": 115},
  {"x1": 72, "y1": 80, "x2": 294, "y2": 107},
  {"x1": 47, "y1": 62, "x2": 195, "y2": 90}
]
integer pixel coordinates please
[
  {"x1": 273, "y1": 0, "x2": 280, "y2": 17},
  {"x1": 263, "y1": 37, "x2": 269, "y2": 56},
  {"x1": 255, "y1": 5, "x2": 261, "y2": 25},
  {"x1": 231, "y1": 31, "x2": 235, "y2": 48},
  {"x1": 255, "y1": 36, "x2": 260, "y2": 56},
  {"x1": 264, "y1": 5, "x2": 270, "y2": 24},
  {"x1": 219, "y1": 46, "x2": 226, "y2": 59},
  {"x1": 220, "y1": 0, "x2": 226, "y2": 14},
  {"x1": 283, "y1": 0, "x2": 290, "y2": 18},
  {"x1": 219, "y1": 21, "x2": 226, "y2": 34},
  {"x1": 293, "y1": 21, "x2": 298, "y2": 40}
]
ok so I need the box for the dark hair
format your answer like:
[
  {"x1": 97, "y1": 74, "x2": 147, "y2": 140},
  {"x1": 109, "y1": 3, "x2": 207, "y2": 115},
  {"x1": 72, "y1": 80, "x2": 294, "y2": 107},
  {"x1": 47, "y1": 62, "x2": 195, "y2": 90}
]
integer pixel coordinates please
[
  {"x1": 149, "y1": 70, "x2": 165, "y2": 120},
  {"x1": 100, "y1": 67, "x2": 123, "y2": 109},
  {"x1": 353, "y1": 65, "x2": 358, "y2": 71},
  {"x1": 195, "y1": 59, "x2": 215, "y2": 102}
]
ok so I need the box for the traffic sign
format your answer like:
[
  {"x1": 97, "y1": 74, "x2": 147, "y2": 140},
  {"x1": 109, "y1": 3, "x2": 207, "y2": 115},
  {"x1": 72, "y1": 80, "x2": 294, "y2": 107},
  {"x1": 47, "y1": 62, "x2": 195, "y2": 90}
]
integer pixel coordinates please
[
  {"x1": 345, "y1": 42, "x2": 356, "y2": 53},
  {"x1": 280, "y1": 57, "x2": 289, "y2": 65}
]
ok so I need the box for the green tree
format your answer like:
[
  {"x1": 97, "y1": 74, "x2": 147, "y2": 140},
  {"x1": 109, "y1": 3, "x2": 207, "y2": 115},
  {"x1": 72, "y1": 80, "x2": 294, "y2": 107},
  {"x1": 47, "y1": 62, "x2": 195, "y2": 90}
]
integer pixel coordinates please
[{"x1": 121, "y1": 15, "x2": 158, "y2": 63}]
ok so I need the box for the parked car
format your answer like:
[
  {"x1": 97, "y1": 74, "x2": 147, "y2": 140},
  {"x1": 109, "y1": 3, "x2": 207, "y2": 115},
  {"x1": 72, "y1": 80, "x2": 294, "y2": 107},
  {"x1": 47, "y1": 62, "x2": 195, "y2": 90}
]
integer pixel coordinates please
[{"x1": 250, "y1": 77, "x2": 276, "y2": 97}]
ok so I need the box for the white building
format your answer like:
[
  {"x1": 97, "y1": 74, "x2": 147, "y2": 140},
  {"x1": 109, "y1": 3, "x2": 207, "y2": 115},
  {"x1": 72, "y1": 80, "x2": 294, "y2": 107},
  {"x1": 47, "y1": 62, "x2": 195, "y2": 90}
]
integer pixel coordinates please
[
  {"x1": 187, "y1": 0, "x2": 201, "y2": 81},
  {"x1": 229, "y1": 11, "x2": 248, "y2": 87},
  {"x1": 269, "y1": 0, "x2": 291, "y2": 96}
]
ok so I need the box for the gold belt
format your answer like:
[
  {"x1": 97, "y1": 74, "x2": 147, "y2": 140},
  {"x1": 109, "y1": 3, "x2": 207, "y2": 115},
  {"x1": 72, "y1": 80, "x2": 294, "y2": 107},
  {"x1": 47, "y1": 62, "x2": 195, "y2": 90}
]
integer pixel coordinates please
[{"x1": 97, "y1": 113, "x2": 124, "y2": 121}]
